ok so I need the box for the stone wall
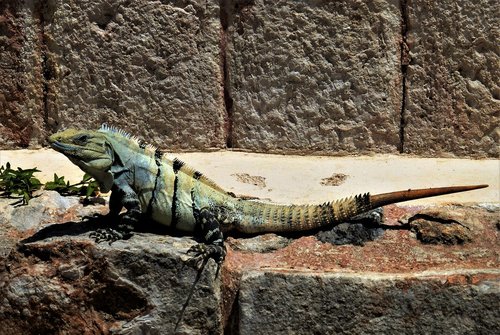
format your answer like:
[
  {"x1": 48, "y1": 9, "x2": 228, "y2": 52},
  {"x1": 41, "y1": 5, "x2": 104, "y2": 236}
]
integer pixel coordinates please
[{"x1": 0, "y1": 0, "x2": 498, "y2": 157}]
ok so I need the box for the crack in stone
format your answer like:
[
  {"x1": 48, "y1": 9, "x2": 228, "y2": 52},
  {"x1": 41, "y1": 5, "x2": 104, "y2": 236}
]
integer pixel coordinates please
[
  {"x1": 399, "y1": 0, "x2": 410, "y2": 153},
  {"x1": 220, "y1": 0, "x2": 234, "y2": 148},
  {"x1": 36, "y1": 1, "x2": 57, "y2": 133},
  {"x1": 38, "y1": 4, "x2": 49, "y2": 130},
  {"x1": 403, "y1": 213, "x2": 470, "y2": 230}
]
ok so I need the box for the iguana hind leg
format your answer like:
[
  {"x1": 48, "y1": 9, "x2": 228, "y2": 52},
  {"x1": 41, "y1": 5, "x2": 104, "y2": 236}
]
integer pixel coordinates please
[{"x1": 187, "y1": 207, "x2": 226, "y2": 268}]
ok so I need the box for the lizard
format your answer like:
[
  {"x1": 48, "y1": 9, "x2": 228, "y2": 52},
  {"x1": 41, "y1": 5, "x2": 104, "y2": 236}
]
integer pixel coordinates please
[{"x1": 48, "y1": 124, "x2": 488, "y2": 265}]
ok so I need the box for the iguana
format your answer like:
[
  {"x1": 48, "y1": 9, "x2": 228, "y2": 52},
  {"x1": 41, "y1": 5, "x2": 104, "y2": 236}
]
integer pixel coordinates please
[{"x1": 48, "y1": 124, "x2": 488, "y2": 265}]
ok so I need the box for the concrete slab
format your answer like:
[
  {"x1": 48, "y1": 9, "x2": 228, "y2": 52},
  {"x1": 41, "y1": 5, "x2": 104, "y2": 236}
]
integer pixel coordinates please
[{"x1": 0, "y1": 149, "x2": 497, "y2": 205}]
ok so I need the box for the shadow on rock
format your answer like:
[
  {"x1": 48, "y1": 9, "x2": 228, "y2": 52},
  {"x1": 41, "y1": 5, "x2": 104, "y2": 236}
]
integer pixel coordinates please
[
  {"x1": 19, "y1": 214, "x2": 182, "y2": 245},
  {"x1": 19, "y1": 216, "x2": 112, "y2": 244}
]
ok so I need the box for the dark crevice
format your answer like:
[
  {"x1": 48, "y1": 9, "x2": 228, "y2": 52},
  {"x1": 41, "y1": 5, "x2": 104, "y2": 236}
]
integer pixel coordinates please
[
  {"x1": 37, "y1": 1, "x2": 56, "y2": 133},
  {"x1": 220, "y1": 0, "x2": 233, "y2": 148},
  {"x1": 38, "y1": 6, "x2": 49, "y2": 129},
  {"x1": 404, "y1": 213, "x2": 470, "y2": 229},
  {"x1": 399, "y1": 0, "x2": 410, "y2": 153}
]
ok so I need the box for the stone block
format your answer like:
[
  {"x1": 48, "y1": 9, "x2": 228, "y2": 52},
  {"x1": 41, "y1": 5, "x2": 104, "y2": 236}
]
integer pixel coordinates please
[
  {"x1": 226, "y1": 0, "x2": 403, "y2": 154},
  {"x1": 0, "y1": 189, "x2": 498, "y2": 334},
  {"x1": 44, "y1": 0, "x2": 226, "y2": 149},
  {"x1": 238, "y1": 270, "x2": 499, "y2": 335},
  {"x1": 403, "y1": 0, "x2": 499, "y2": 157},
  {"x1": 0, "y1": 1, "x2": 45, "y2": 148}
]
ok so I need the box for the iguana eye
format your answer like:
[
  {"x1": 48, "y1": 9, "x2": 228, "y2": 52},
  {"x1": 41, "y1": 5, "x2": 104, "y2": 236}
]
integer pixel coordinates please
[{"x1": 74, "y1": 134, "x2": 89, "y2": 144}]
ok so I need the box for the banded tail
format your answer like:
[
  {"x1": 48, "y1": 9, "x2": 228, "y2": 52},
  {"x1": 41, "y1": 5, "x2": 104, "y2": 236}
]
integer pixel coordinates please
[{"x1": 236, "y1": 185, "x2": 488, "y2": 234}]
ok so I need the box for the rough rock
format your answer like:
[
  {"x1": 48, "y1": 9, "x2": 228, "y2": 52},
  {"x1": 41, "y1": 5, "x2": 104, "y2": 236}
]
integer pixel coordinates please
[
  {"x1": 238, "y1": 271, "x2": 500, "y2": 335},
  {"x1": 0, "y1": 192, "x2": 222, "y2": 334},
  {"x1": 401, "y1": 208, "x2": 475, "y2": 245},
  {"x1": 315, "y1": 208, "x2": 385, "y2": 246},
  {"x1": 1, "y1": 191, "x2": 498, "y2": 334},
  {"x1": 0, "y1": 1, "x2": 45, "y2": 148},
  {"x1": 226, "y1": 0, "x2": 403, "y2": 154},
  {"x1": 226, "y1": 234, "x2": 291, "y2": 253},
  {"x1": 403, "y1": 0, "x2": 500, "y2": 157},
  {"x1": 1, "y1": 235, "x2": 223, "y2": 335},
  {"x1": 1, "y1": 0, "x2": 499, "y2": 158},
  {"x1": 0, "y1": 191, "x2": 107, "y2": 258},
  {"x1": 41, "y1": 0, "x2": 226, "y2": 149}
]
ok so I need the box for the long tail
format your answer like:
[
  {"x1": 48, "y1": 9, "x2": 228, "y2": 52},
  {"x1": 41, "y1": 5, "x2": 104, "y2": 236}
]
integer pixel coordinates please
[{"x1": 236, "y1": 184, "x2": 488, "y2": 234}]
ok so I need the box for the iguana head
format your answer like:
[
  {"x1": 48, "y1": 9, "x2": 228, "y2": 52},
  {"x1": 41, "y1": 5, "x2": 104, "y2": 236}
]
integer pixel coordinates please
[{"x1": 49, "y1": 129, "x2": 114, "y2": 192}]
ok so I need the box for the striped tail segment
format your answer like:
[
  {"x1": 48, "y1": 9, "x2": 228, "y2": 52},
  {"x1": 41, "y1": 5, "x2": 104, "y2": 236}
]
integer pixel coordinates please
[
  {"x1": 237, "y1": 193, "x2": 371, "y2": 234},
  {"x1": 237, "y1": 184, "x2": 488, "y2": 234}
]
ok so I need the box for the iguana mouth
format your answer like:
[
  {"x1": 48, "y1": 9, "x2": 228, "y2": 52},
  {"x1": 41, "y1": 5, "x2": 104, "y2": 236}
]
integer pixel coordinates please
[
  {"x1": 49, "y1": 141, "x2": 79, "y2": 154},
  {"x1": 50, "y1": 140, "x2": 104, "y2": 157}
]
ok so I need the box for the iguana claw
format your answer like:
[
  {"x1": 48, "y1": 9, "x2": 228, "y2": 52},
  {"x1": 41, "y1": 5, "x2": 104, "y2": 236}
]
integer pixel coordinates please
[
  {"x1": 89, "y1": 228, "x2": 132, "y2": 244},
  {"x1": 186, "y1": 243, "x2": 226, "y2": 269}
]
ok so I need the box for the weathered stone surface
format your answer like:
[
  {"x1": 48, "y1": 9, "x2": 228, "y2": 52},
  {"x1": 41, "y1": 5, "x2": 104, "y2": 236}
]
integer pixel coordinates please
[
  {"x1": 401, "y1": 208, "x2": 475, "y2": 245},
  {"x1": 0, "y1": 190, "x2": 107, "y2": 258},
  {"x1": 1, "y1": 0, "x2": 499, "y2": 158},
  {"x1": 1, "y1": 236, "x2": 223, "y2": 335},
  {"x1": 238, "y1": 271, "x2": 500, "y2": 335},
  {"x1": 0, "y1": 193, "x2": 222, "y2": 334},
  {"x1": 43, "y1": 0, "x2": 226, "y2": 149},
  {"x1": 403, "y1": 0, "x2": 500, "y2": 157},
  {"x1": 221, "y1": 204, "x2": 499, "y2": 274},
  {"x1": 0, "y1": 1, "x2": 45, "y2": 148},
  {"x1": 1, "y1": 192, "x2": 498, "y2": 334},
  {"x1": 226, "y1": 0, "x2": 403, "y2": 154}
]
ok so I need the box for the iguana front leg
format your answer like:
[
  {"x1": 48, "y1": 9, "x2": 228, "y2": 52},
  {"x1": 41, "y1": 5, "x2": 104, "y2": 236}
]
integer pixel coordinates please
[
  {"x1": 188, "y1": 208, "x2": 227, "y2": 268},
  {"x1": 90, "y1": 181, "x2": 141, "y2": 243}
]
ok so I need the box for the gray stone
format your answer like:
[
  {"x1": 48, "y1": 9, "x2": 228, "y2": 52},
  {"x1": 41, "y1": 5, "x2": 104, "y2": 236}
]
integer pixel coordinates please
[
  {"x1": 43, "y1": 0, "x2": 226, "y2": 149},
  {"x1": 1, "y1": 0, "x2": 498, "y2": 158},
  {"x1": 0, "y1": 235, "x2": 223, "y2": 335},
  {"x1": 226, "y1": 0, "x2": 403, "y2": 154},
  {"x1": 0, "y1": 191, "x2": 78, "y2": 231},
  {"x1": 0, "y1": 191, "x2": 107, "y2": 259},
  {"x1": 238, "y1": 271, "x2": 500, "y2": 335},
  {"x1": 227, "y1": 234, "x2": 291, "y2": 253},
  {"x1": 403, "y1": 0, "x2": 500, "y2": 157}
]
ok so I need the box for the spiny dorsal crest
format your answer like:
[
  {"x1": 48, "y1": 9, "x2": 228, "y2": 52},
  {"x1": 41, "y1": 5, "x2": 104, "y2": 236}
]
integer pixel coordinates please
[
  {"x1": 99, "y1": 123, "x2": 157, "y2": 152},
  {"x1": 329, "y1": 193, "x2": 371, "y2": 216},
  {"x1": 171, "y1": 157, "x2": 229, "y2": 194},
  {"x1": 99, "y1": 124, "x2": 229, "y2": 195}
]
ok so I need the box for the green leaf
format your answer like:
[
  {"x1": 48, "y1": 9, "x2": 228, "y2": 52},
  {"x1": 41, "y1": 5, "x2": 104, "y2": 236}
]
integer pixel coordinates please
[
  {"x1": 0, "y1": 163, "x2": 43, "y2": 205},
  {"x1": 1, "y1": 163, "x2": 101, "y2": 205}
]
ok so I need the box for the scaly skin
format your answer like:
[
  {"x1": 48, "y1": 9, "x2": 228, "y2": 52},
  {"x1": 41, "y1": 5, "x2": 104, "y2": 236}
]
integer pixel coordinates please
[{"x1": 48, "y1": 125, "x2": 488, "y2": 264}]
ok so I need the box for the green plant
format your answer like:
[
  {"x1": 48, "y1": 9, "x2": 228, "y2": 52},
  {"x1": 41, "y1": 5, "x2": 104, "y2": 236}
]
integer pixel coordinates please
[
  {"x1": 44, "y1": 173, "x2": 100, "y2": 197},
  {"x1": 0, "y1": 162, "x2": 100, "y2": 206},
  {"x1": 0, "y1": 162, "x2": 43, "y2": 205}
]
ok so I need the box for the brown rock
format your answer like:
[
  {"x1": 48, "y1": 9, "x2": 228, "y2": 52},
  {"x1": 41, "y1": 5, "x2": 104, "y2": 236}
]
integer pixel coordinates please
[
  {"x1": 0, "y1": 191, "x2": 223, "y2": 333},
  {"x1": 402, "y1": 209, "x2": 474, "y2": 245},
  {"x1": 0, "y1": 236, "x2": 223, "y2": 334}
]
